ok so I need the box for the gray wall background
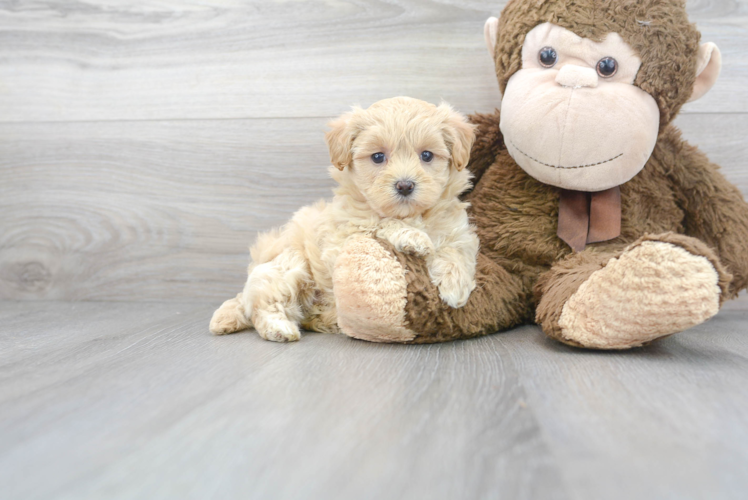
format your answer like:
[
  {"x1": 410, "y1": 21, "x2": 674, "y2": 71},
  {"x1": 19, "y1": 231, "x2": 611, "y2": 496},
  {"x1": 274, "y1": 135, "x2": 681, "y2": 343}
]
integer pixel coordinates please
[{"x1": 1, "y1": 0, "x2": 746, "y2": 302}]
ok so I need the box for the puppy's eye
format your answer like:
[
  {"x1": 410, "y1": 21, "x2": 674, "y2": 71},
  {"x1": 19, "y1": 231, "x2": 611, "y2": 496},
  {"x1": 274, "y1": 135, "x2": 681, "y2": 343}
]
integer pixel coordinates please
[
  {"x1": 597, "y1": 57, "x2": 618, "y2": 77},
  {"x1": 538, "y1": 47, "x2": 557, "y2": 68},
  {"x1": 420, "y1": 151, "x2": 434, "y2": 162},
  {"x1": 371, "y1": 152, "x2": 386, "y2": 164}
]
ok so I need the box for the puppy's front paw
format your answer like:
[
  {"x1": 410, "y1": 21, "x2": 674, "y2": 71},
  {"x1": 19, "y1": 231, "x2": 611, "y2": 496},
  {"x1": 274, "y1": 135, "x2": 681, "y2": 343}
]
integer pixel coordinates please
[
  {"x1": 430, "y1": 259, "x2": 476, "y2": 308},
  {"x1": 390, "y1": 228, "x2": 434, "y2": 257}
]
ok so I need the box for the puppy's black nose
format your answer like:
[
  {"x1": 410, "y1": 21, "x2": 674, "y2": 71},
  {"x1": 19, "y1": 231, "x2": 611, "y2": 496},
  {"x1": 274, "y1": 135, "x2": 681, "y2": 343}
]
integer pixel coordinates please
[{"x1": 396, "y1": 180, "x2": 415, "y2": 197}]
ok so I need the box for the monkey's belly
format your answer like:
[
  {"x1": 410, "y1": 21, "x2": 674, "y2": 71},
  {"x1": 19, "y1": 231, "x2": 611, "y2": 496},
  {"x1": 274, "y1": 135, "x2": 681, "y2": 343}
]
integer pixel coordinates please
[{"x1": 468, "y1": 152, "x2": 686, "y2": 270}]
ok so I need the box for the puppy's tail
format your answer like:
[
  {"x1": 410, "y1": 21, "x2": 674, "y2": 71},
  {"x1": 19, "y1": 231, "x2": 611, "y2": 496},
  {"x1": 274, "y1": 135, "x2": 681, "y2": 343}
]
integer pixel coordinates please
[{"x1": 209, "y1": 293, "x2": 253, "y2": 335}]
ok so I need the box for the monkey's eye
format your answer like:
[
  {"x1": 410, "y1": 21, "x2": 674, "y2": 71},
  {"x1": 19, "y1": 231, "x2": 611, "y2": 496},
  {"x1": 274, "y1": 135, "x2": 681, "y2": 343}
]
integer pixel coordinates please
[
  {"x1": 371, "y1": 152, "x2": 386, "y2": 164},
  {"x1": 538, "y1": 47, "x2": 557, "y2": 68},
  {"x1": 597, "y1": 57, "x2": 618, "y2": 78},
  {"x1": 420, "y1": 151, "x2": 434, "y2": 162}
]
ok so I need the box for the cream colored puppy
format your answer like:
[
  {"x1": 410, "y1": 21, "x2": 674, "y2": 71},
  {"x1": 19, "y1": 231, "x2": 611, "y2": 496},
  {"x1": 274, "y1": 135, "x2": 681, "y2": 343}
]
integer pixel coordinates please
[{"x1": 209, "y1": 96, "x2": 478, "y2": 342}]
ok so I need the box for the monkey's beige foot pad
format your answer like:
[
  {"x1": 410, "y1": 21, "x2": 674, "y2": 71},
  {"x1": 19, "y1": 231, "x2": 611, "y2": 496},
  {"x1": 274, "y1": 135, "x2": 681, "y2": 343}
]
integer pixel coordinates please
[
  {"x1": 333, "y1": 237, "x2": 417, "y2": 343},
  {"x1": 558, "y1": 241, "x2": 721, "y2": 349}
]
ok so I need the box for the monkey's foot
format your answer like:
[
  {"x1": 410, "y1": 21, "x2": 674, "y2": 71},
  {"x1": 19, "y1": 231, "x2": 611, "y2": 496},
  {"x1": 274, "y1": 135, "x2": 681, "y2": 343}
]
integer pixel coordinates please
[{"x1": 557, "y1": 239, "x2": 722, "y2": 349}]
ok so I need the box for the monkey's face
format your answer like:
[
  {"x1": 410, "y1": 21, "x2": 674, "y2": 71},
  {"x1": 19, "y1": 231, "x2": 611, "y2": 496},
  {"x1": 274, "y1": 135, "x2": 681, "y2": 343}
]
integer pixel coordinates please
[{"x1": 499, "y1": 23, "x2": 660, "y2": 192}]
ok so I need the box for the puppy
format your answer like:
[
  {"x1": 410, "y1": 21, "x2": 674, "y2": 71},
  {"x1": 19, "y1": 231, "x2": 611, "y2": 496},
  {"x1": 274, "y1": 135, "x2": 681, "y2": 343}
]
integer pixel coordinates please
[{"x1": 209, "y1": 96, "x2": 479, "y2": 342}]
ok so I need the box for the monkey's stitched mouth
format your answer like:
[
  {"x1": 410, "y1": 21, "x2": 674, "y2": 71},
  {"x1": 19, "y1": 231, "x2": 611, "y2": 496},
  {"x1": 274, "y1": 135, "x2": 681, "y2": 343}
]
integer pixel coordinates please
[{"x1": 510, "y1": 141, "x2": 623, "y2": 169}]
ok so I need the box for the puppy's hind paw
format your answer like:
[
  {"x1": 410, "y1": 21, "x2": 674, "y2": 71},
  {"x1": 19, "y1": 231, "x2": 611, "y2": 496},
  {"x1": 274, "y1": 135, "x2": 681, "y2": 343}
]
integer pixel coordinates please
[
  {"x1": 258, "y1": 318, "x2": 301, "y2": 343},
  {"x1": 209, "y1": 296, "x2": 251, "y2": 335},
  {"x1": 253, "y1": 306, "x2": 302, "y2": 342}
]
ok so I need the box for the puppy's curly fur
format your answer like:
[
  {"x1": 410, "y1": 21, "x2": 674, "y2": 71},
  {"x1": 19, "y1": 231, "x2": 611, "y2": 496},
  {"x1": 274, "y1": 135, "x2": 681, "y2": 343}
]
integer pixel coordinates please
[{"x1": 209, "y1": 97, "x2": 478, "y2": 342}]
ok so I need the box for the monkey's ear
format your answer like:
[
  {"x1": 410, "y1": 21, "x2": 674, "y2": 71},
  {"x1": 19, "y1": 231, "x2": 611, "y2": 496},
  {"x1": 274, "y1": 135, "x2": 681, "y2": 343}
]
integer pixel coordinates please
[
  {"x1": 440, "y1": 104, "x2": 476, "y2": 172},
  {"x1": 325, "y1": 111, "x2": 357, "y2": 170},
  {"x1": 688, "y1": 42, "x2": 721, "y2": 103},
  {"x1": 484, "y1": 17, "x2": 499, "y2": 59}
]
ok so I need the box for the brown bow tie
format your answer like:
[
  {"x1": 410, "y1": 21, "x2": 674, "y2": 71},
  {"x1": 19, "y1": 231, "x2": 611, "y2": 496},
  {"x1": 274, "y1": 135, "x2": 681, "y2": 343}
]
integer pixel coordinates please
[{"x1": 557, "y1": 187, "x2": 621, "y2": 252}]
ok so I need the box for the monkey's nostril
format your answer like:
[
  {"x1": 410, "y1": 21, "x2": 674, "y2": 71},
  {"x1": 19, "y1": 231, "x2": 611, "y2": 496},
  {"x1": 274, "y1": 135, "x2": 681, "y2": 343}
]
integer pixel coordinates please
[{"x1": 395, "y1": 180, "x2": 415, "y2": 197}]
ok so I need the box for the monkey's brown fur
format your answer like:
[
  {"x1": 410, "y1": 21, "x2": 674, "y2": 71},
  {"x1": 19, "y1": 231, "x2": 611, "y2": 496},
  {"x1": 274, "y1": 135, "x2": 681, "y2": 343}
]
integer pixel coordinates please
[
  {"x1": 399, "y1": 116, "x2": 746, "y2": 344},
  {"x1": 334, "y1": 0, "x2": 748, "y2": 347}
]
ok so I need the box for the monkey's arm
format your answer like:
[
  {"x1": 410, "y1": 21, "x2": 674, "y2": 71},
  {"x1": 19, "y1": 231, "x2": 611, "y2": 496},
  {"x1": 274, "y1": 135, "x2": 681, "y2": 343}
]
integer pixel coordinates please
[
  {"x1": 663, "y1": 126, "x2": 748, "y2": 298},
  {"x1": 333, "y1": 237, "x2": 533, "y2": 343},
  {"x1": 466, "y1": 110, "x2": 504, "y2": 188}
]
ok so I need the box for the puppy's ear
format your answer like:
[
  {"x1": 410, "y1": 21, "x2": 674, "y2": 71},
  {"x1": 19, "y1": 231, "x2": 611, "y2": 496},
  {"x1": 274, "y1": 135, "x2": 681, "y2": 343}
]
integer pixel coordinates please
[
  {"x1": 325, "y1": 110, "x2": 357, "y2": 170},
  {"x1": 440, "y1": 103, "x2": 476, "y2": 171}
]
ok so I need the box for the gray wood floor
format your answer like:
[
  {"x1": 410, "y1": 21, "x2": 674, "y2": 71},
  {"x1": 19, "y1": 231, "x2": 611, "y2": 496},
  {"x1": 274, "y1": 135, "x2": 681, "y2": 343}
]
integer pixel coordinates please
[{"x1": 1, "y1": 298, "x2": 747, "y2": 500}]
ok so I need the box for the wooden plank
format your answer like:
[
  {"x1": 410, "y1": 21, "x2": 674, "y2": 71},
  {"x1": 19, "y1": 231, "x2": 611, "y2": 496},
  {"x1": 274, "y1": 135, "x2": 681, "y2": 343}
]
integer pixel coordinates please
[
  {"x1": 1, "y1": 301, "x2": 746, "y2": 499},
  {"x1": 0, "y1": 301, "x2": 567, "y2": 500},
  {"x1": 0, "y1": 0, "x2": 744, "y2": 123},
  {"x1": 724, "y1": 294, "x2": 748, "y2": 310},
  {"x1": 673, "y1": 112, "x2": 748, "y2": 193},
  {"x1": 1, "y1": 113, "x2": 746, "y2": 302},
  {"x1": 500, "y1": 305, "x2": 748, "y2": 500},
  {"x1": 0, "y1": 118, "x2": 335, "y2": 301}
]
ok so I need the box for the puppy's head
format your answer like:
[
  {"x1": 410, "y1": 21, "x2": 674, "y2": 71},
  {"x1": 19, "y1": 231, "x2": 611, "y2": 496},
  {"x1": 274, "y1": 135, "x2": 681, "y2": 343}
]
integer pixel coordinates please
[{"x1": 325, "y1": 97, "x2": 476, "y2": 218}]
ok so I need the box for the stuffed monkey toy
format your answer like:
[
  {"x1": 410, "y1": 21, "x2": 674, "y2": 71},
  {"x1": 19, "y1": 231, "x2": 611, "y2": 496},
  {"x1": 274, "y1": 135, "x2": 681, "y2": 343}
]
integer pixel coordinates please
[{"x1": 331, "y1": 0, "x2": 748, "y2": 349}]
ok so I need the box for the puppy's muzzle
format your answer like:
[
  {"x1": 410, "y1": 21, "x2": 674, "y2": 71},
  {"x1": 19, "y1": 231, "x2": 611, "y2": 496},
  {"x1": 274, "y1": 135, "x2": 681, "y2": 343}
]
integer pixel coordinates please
[{"x1": 395, "y1": 180, "x2": 415, "y2": 197}]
